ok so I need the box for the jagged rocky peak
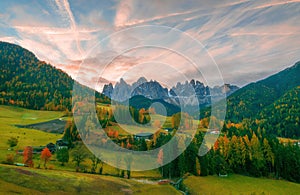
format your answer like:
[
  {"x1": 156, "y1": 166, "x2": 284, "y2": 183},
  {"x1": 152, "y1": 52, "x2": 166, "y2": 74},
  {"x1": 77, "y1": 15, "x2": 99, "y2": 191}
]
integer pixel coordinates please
[
  {"x1": 119, "y1": 78, "x2": 127, "y2": 85},
  {"x1": 136, "y1": 76, "x2": 147, "y2": 84},
  {"x1": 132, "y1": 77, "x2": 148, "y2": 88},
  {"x1": 102, "y1": 83, "x2": 113, "y2": 97},
  {"x1": 132, "y1": 80, "x2": 169, "y2": 99},
  {"x1": 111, "y1": 78, "x2": 132, "y2": 102},
  {"x1": 101, "y1": 77, "x2": 239, "y2": 106},
  {"x1": 170, "y1": 79, "x2": 209, "y2": 97}
]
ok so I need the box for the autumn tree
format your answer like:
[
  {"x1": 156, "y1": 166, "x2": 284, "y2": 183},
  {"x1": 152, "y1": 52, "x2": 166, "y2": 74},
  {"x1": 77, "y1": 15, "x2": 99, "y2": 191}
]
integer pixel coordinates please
[
  {"x1": 200, "y1": 117, "x2": 209, "y2": 128},
  {"x1": 227, "y1": 135, "x2": 240, "y2": 172},
  {"x1": 248, "y1": 133, "x2": 265, "y2": 176},
  {"x1": 171, "y1": 113, "x2": 181, "y2": 129},
  {"x1": 263, "y1": 138, "x2": 274, "y2": 174},
  {"x1": 239, "y1": 137, "x2": 247, "y2": 171},
  {"x1": 153, "y1": 120, "x2": 161, "y2": 129},
  {"x1": 41, "y1": 147, "x2": 52, "y2": 169},
  {"x1": 113, "y1": 130, "x2": 119, "y2": 138},
  {"x1": 23, "y1": 146, "x2": 34, "y2": 167}
]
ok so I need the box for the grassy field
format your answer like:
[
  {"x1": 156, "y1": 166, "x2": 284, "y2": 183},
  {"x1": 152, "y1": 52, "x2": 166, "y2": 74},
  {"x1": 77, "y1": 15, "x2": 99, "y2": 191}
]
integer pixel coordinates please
[
  {"x1": 0, "y1": 105, "x2": 64, "y2": 160},
  {"x1": 0, "y1": 164, "x2": 179, "y2": 195},
  {"x1": 0, "y1": 105, "x2": 162, "y2": 178},
  {"x1": 184, "y1": 174, "x2": 300, "y2": 195}
]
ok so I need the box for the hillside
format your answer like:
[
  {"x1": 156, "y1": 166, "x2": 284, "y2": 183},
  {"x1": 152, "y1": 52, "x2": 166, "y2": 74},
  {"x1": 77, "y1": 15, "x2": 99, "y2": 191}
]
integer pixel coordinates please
[
  {"x1": 0, "y1": 42, "x2": 108, "y2": 111},
  {"x1": 258, "y1": 86, "x2": 300, "y2": 138},
  {"x1": 225, "y1": 61, "x2": 300, "y2": 123},
  {"x1": 0, "y1": 165, "x2": 179, "y2": 195},
  {"x1": 0, "y1": 41, "x2": 74, "y2": 111}
]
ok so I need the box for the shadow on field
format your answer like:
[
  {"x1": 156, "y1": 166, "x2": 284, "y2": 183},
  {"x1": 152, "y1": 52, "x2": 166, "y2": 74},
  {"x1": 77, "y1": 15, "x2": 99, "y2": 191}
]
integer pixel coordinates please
[{"x1": 16, "y1": 119, "x2": 66, "y2": 134}]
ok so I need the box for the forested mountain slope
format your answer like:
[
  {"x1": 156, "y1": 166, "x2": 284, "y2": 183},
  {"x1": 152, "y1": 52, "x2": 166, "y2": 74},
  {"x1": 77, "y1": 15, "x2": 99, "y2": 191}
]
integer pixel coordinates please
[{"x1": 225, "y1": 61, "x2": 300, "y2": 123}]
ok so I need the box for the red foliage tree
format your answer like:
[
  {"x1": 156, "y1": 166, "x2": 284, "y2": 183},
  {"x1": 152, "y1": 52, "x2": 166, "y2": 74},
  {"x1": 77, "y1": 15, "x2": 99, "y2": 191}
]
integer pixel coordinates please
[
  {"x1": 113, "y1": 130, "x2": 119, "y2": 138},
  {"x1": 23, "y1": 146, "x2": 34, "y2": 167},
  {"x1": 214, "y1": 140, "x2": 219, "y2": 151},
  {"x1": 126, "y1": 142, "x2": 132, "y2": 149},
  {"x1": 107, "y1": 128, "x2": 114, "y2": 137},
  {"x1": 41, "y1": 147, "x2": 52, "y2": 169}
]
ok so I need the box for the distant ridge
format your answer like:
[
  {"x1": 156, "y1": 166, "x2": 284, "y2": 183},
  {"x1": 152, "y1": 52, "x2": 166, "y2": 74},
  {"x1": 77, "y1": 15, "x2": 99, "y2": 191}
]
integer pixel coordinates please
[{"x1": 102, "y1": 77, "x2": 239, "y2": 108}]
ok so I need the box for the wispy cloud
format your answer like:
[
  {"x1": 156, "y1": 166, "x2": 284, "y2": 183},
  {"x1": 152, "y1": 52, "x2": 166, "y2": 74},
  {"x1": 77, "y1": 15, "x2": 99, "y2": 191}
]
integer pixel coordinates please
[{"x1": 252, "y1": 0, "x2": 300, "y2": 10}]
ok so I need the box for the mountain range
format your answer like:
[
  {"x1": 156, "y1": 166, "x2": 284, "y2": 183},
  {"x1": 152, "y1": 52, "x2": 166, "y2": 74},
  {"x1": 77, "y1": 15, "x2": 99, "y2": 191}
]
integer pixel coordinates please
[{"x1": 102, "y1": 77, "x2": 239, "y2": 108}]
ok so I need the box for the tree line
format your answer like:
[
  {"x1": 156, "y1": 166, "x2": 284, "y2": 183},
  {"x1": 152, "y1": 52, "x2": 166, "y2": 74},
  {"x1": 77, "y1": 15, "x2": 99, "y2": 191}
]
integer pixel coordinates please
[{"x1": 154, "y1": 124, "x2": 300, "y2": 183}]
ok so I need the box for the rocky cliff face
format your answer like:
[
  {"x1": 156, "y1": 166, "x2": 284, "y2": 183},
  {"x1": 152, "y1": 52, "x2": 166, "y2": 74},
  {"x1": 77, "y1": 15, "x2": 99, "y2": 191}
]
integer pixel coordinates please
[
  {"x1": 111, "y1": 78, "x2": 132, "y2": 102},
  {"x1": 102, "y1": 83, "x2": 113, "y2": 98},
  {"x1": 131, "y1": 80, "x2": 169, "y2": 99},
  {"x1": 102, "y1": 77, "x2": 239, "y2": 107}
]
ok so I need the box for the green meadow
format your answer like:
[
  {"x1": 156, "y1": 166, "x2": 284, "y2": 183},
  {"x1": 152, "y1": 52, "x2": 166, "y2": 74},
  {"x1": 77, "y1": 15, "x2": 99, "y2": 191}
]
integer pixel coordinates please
[
  {"x1": 0, "y1": 105, "x2": 161, "y2": 178},
  {"x1": 0, "y1": 105, "x2": 63, "y2": 160},
  {"x1": 184, "y1": 174, "x2": 300, "y2": 195}
]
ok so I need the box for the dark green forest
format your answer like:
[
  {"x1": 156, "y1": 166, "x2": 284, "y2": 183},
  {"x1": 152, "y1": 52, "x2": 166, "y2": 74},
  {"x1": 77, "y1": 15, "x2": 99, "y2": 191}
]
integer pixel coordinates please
[{"x1": 258, "y1": 86, "x2": 300, "y2": 138}]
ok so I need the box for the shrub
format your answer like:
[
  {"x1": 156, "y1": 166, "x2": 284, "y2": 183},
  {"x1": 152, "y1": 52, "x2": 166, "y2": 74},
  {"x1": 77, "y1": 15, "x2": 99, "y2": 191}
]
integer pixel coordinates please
[
  {"x1": 4, "y1": 154, "x2": 15, "y2": 165},
  {"x1": 7, "y1": 137, "x2": 18, "y2": 148}
]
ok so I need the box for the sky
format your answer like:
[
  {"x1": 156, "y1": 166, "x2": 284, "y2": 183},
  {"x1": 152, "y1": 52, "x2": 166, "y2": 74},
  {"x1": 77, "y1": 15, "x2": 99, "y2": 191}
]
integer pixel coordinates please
[{"x1": 0, "y1": 0, "x2": 300, "y2": 90}]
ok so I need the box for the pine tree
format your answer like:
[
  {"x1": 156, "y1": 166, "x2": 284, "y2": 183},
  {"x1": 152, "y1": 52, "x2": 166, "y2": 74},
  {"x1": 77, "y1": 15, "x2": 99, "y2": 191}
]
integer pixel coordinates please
[
  {"x1": 263, "y1": 138, "x2": 274, "y2": 174},
  {"x1": 249, "y1": 132, "x2": 265, "y2": 176}
]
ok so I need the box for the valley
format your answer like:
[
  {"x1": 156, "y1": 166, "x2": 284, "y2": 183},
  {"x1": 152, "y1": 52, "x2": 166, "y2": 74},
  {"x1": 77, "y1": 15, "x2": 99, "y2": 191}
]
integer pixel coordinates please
[{"x1": 0, "y1": 41, "x2": 299, "y2": 194}]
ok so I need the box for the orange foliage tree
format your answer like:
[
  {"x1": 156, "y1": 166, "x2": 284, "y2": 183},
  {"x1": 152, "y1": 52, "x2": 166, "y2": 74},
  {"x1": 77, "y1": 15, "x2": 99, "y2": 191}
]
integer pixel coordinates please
[
  {"x1": 41, "y1": 147, "x2": 52, "y2": 169},
  {"x1": 153, "y1": 120, "x2": 161, "y2": 129},
  {"x1": 113, "y1": 130, "x2": 119, "y2": 138},
  {"x1": 23, "y1": 146, "x2": 34, "y2": 167}
]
